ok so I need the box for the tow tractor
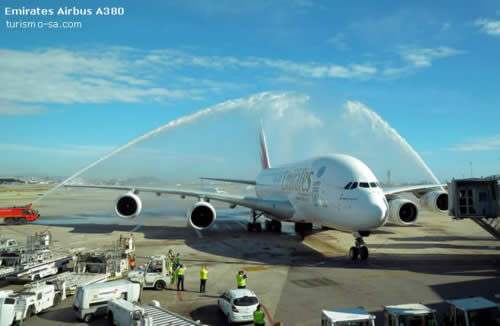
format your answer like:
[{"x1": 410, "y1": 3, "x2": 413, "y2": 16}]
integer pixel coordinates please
[
  {"x1": 383, "y1": 303, "x2": 439, "y2": 326},
  {"x1": 444, "y1": 297, "x2": 499, "y2": 326},
  {"x1": 321, "y1": 307, "x2": 376, "y2": 326},
  {"x1": 128, "y1": 255, "x2": 172, "y2": 290},
  {"x1": 0, "y1": 203, "x2": 39, "y2": 224},
  {"x1": 0, "y1": 280, "x2": 66, "y2": 326}
]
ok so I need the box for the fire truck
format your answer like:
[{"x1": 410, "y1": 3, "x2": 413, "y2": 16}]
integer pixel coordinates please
[{"x1": 0, "y1": 204, "x2": 39, "y2": 224}]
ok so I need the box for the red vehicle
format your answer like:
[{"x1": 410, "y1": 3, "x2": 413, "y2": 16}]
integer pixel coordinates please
[{"x1": 0, "y1": 203, "x2": 40, "y2": 224}]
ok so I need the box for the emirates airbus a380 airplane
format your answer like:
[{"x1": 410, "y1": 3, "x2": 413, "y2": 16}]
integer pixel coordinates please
[{"x1": 67, "y1": 124, "x2": 448, "y2": 260}]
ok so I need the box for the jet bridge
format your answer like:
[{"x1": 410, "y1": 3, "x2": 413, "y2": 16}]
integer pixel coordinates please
[{"x1": 448, "y1": 175, "x2": 500, "y2": 239}]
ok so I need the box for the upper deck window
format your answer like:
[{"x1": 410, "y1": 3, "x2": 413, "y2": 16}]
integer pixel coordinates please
[
  {"x1": 360, "y1": 182, "x2": 369, "y2": 188},
  {"x1": 344, "y1": 182, "x2": 352, "y2": 190},
  {"x1": 350, "y1": 182, "x2": 358, "y2": 189}
]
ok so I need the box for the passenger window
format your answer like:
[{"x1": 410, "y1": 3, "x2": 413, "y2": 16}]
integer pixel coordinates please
[
  {"x1": 360, "y1": 182, "x2": 369, "y2": 188},
  {"x1": 350, "y1": 182, "x2": 358, "y2": 189},
  {"x1": 344, "y1": 182, "x2": 352, "y2": 190},
  {"x1": 370, "y1": 182, "x2": 377, "y2": 188}
]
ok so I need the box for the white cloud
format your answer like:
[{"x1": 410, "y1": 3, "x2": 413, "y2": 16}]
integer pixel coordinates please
[
  {"x1": 383, "y1": 46, "x2": 463, "y2": 78},
  {"x1": 400, "y1": 46, "x2": 463, "y2": 67},
  {"x1": 448, "y1": 136, "x2": 500, "y2": 151},
  {"x1": 0, "y1": 48, "x2": 198, "y2": 111},
  {"x1": 475, "y1": 18, "x2": 500, "y2": 36}
]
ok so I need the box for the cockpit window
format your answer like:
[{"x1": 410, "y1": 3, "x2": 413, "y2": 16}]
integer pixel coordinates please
[
  {"x1": 350, "y1": 182, "x2": 358, "y2": 189},
  {"x1": 344, "y1": 182, "x2": 352, "y2": 190},
  {"x1": 360, "y1": 182, "x2": 369, "y2": 188},
  {"x1": 370, "y1": 182, "x2": 377, "y2": 188}
]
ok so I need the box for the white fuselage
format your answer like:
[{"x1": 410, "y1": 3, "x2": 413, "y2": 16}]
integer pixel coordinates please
[{"x1": 255, "y1": 154, "x2": 389, "y2": 232}]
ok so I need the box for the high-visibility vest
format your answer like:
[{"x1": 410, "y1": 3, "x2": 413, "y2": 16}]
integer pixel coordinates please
[
  {"x1": 177, "y1": 268, "x2": 184, "y2": 276},
  {"x1": 253, "y1": 310, "x2": 265, "y2": 324},
  {"x1": 237, "y1": 274, "x2": 246, "y2": 287},
  {"x1": 175, "y1": 257, "x2": 180, "y2": 264},
  {"x1": 200, "y1": 268, "x2": 207, "y2": 280}
]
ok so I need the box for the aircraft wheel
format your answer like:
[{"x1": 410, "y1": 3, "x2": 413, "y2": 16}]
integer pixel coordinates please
[
  {"x1": 255, "y1": 223, "x2": 262, "y2": 232},
  {"x1": 349, "y1": 247, "x2": 359, "y2": 260},
  {"x1": 247, "y1": 222, "x2": 255, "y2": 232},
  {"x1": 272, "y1": 221, "x2": 282, "y2": 233},
  {"x1": 360, "y1": 246, "x2": 369, "y2": 260}
]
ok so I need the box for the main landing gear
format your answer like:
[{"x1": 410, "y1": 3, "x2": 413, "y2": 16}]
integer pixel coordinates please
[
  {"x1": 349, "y1": 232, "x2": 370, "y2": 261},
  {"x1": 247, "y1": 210, "x2": 282, "y2": 233}
]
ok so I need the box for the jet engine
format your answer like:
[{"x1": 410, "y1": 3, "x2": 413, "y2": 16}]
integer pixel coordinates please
[
  {"x1": 115, "y1": 192, "x2": 142, "y2": 218},
  {"x1": 419, "y1": 191, "x2": 448, "y2": 212},
  {"x1": 388, "y1": 198, "x2": 418, "y2": 225},
  {"x1": 188, "y1": 201, "x2": 216, "y2": 230}
]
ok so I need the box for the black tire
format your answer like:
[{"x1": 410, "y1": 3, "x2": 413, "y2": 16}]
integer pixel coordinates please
[
  {"x1": 360, "y1": 246, "x2": 369, "y2": 260},
  {"x1": 107, "y1": 311, "x2": 115, "y2": 325},
  {"x1": 272, "y1": 221, "x2": 282, "y2": 233},
  {"x1": 54, "y1": 293, "x2": 61, "y2": 305},
  {"x1": 255, "y1": 223, "x2": 262, "y2": 232},
  {"x1": 19, "y1": 217, "x2": 27, "y2": 224},
  {"x1": 247, "y1": 222, "x2": 255, "y2": 232},
  {"x1": 83, "y1": 314, "x2": 92, "y2": 323},
  {"x1": 349, "y1": 247, "x2": 359, "y2": 260},
  {"x1": 5, "y1": 218, "x2": 13, "y2": 225},
  {"x1": 26, "y1": 306, "x2": 35, "y2": 318},
  {"x1": 154, "y1": 280, "x2": 166, "y2": 290}
]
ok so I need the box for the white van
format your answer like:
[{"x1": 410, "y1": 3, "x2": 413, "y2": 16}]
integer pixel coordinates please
[{"x1": 73, "y1": 279, "x2": 141, "y2": 323}]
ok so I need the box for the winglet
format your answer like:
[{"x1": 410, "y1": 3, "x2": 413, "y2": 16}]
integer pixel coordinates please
[{"x1": 259, "y1": 121, "x2": 271, "y2": 170}]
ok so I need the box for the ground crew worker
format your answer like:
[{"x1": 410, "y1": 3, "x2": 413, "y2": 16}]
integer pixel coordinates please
[
  {"x1": 174, "y1": 253, "x2": 180, "y2": 269},
  {"x1": 171, "y1": 265, "x2": 178, "y2": 285},
  {"x1": 128, "y1": 254, "x2": 136, "y2": 270},
  {"x1": 200, "y1": 265, "x2": 208, "y2": 293},
  {"x1": 253, "y1": 304, "x2": 265, "y2": 326},
  {"x1": 236, "y1": 270, "x2": 247, "y2": 289},
  {"x1": 177, "y1": 264, "x2": 185, "y2": 291}
]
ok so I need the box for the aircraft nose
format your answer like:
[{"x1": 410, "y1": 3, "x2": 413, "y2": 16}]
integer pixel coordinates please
[{"x1": 365, "y1": 201, "x2": 388, "y2": 229}]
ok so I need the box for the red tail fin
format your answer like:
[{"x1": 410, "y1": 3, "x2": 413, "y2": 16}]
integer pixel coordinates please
[{"x1": 259, "y1": 122, "x2": 271, "y2": 170}]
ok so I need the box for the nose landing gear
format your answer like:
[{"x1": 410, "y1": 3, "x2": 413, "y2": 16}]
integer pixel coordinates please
[{"x1": 349, "y1": 232, "x2": 369, "y2": 260}]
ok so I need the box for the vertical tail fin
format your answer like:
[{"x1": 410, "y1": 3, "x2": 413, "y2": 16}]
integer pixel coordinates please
[{"x1": 259, "y1": 121, "x2": 271, "y2": 170}]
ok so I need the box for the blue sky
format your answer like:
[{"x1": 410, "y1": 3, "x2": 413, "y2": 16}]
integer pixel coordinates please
[{"x1": 1, "y1": 0, "x2": 499, "y2": 182}]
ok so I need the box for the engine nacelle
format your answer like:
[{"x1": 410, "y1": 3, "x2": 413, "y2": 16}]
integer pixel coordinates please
[
  {"x1": 419, "y1": 191, "x2": 448, "y2": 212},
  {"x1": 115, "y1": 192, "x2": 142, "y2": 218},
  {"x1": 388, "y1": 198, "x2": 419, "y2": 225},
  {"x1": 187, "y1": 201, "x2": 216, "y2": 230}
]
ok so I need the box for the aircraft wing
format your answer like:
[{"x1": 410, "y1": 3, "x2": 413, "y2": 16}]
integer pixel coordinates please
[
  {"x1": 200, "y1": 177, "x2": 256, "y2": 185},
  {"x1": 65, "y1": 184, "x2": 294, "y2": 219},
  {"x1": 383, "y1": 184, "x2": 447, "y2": 197}
]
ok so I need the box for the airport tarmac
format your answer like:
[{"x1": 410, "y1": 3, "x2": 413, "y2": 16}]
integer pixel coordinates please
[{"x1": 0, "y1": 185, "x2": 499, "y2": 325}]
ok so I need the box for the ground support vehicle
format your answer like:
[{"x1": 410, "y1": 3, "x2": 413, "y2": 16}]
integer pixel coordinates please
[
  {"x1": 444, "y1": 297, "x2": 499, "y2": 326},
  {"x1": 73, "y1": 279, "x2": 141, "y2": 323},
  {"x1": 0, "y1": 239, "x2": 19, "y2": 250},
  {"x1": 321, "y1": 307, "x2": 376, "y2": 326},
  {"x1": 218, "y1": 289, "x2": 260, "y2": 324},
  {"x1": 383, "y1": 303, "x2": 438, "y2": 326},
  {"x1": 74, "y1": 235, "x2": 134, "y2": 279},
  {"x1": 0, "y1": 203, "x2": 39, "y2": 224},
  {"x1": 0, "y1": 280, "x2": 66, "y2": 326},
  {"x1": 107, "y1": 299, "x2": 205, "y2": 326},
  {"x1": 128, "y1": 255, "x2": 171, "y2": 290},
  {"x1": 4, "y1": 250, "x2": 74, "y2": 282},
  {"x1": 29, "y1": 271, "x2": 108, "y2": 295}
]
